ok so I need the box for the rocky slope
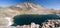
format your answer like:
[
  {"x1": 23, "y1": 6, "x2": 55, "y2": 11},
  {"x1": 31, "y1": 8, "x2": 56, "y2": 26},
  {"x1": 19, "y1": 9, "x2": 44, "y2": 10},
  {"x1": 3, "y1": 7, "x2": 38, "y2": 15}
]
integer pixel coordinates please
[
  {"x1": 0, "y1": 2, "x2": 58, "y2": 26},
  {"x1": 0, "y1": 2, "x2": 54, "y2": 18}
]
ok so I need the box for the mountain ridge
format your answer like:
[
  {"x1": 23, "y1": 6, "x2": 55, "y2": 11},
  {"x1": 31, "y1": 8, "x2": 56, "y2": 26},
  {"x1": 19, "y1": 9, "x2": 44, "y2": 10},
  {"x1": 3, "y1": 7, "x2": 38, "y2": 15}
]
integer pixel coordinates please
[{"x1": 0, "y1": 2, "x2": 55, "y2": 18}]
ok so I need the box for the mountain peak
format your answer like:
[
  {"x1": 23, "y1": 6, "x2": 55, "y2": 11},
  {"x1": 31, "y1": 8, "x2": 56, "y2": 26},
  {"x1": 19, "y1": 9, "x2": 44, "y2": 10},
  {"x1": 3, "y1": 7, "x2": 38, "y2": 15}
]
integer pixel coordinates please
[
  {"x1": 23, "y1": 2, "x2": 38, "y2": 5},
  {"x1": 9, "y1": 2, "x2": 46, "y2": 11}
]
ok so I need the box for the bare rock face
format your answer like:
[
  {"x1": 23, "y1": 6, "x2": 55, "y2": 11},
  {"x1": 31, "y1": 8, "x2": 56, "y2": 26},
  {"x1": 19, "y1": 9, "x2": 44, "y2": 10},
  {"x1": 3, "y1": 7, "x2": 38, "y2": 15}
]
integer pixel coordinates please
[
  {"x1": 0, "y1": 18, "x2": 8, "y2": 26},
  {"x1": 0, "y1": 2, "x2": 54, "y2": 26},
  {"x1": 9, "y1": 2, "x2": 54, "y2": 15},
  {"x1": 0, "y1": 2, "x2": 54, "y2": 17}
]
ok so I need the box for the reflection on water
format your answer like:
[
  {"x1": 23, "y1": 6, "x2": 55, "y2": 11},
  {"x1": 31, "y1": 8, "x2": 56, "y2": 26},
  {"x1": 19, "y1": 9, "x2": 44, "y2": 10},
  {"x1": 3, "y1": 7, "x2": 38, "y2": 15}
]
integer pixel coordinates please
[{"x1": 12, "y1": 14, "x2": 60, "y2": 26}]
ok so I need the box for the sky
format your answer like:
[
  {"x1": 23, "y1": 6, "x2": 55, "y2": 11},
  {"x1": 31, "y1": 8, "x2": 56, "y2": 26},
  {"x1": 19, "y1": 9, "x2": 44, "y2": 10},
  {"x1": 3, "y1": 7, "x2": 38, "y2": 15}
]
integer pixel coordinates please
[{"x1": 0, "y1": 0, "x2": 60, "y2": 10}]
